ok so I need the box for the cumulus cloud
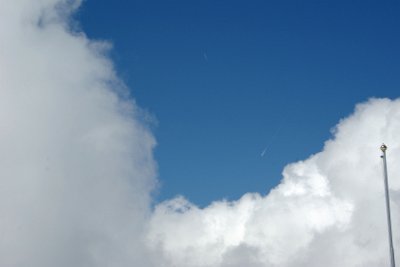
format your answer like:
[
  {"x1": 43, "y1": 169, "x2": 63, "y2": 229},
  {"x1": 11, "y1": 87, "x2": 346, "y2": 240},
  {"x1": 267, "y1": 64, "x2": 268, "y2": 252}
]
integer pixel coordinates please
[
  {"x1": 0, "y1": 0, "x2": 156, "y2": 266},
  {"x1": 148, "y1": 98, "x2": 400, "y2": 267},
  {"x1": 1, "y1": 1, "x2": 400, "y2": 267}
]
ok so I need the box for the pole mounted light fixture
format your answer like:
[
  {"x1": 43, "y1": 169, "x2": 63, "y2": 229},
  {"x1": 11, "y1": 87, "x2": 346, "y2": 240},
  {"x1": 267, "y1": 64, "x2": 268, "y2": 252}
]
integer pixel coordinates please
[{"x1": 380, "y1": 144, "x2": 396, "y2": 267}]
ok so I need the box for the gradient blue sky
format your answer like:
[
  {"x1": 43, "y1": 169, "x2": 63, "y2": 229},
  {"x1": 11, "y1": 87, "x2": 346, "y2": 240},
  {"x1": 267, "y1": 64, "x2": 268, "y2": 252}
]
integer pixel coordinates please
[{"x1": 77, "y1": 0, "x2": 400, "y2": 207}]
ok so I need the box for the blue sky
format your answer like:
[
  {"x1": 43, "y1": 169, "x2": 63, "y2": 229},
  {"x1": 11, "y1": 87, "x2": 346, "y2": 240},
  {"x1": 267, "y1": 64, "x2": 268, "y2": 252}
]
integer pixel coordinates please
[{"x1": 77, "y1": 0, "x2": 400, "y2": 207}]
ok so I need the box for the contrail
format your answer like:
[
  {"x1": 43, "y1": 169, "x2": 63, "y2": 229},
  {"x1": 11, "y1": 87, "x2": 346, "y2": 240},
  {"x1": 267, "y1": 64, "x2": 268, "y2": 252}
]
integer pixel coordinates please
[
  {"x1": 260, "y1": 114, "x2": 288, "y2": 158},
  {"x1": 261, "y1": 147, "x2": 268, "y2": 157},
  {"x1": 203, "y1": 52, "x2": 208, "y2": 61}
]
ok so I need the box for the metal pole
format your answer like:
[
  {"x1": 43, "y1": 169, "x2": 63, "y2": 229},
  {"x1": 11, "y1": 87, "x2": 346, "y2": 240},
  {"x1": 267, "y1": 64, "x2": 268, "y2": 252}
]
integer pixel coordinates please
[{"x1": 381, "y1": 144, "x2": 396, "y2": 267}]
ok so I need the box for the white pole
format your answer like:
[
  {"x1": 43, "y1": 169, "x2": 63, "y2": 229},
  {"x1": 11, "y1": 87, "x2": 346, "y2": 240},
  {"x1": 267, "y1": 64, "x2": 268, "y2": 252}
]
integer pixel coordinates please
[{"x1": 380, "y1": 144, "x2": 396, "y2": 267}]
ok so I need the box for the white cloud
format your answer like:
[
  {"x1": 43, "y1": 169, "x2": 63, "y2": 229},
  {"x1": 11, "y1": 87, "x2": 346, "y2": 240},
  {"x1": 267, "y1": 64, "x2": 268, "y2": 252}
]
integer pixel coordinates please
[
  {"x1": 0, "y1": 0, "x2": 156, "y2": 266},
  {"x1": 148, "y1": 99, "x2": 400, "y2": 267},
  {"x1": 1, "y1": 1, "x2": 400, "y2": 267}
]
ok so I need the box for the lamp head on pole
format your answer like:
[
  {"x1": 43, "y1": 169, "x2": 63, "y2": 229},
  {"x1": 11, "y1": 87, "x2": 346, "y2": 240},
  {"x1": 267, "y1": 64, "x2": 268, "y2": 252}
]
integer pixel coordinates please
[{"x1": 381, "y1": 143, "x2": 388, "y2": 153}]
